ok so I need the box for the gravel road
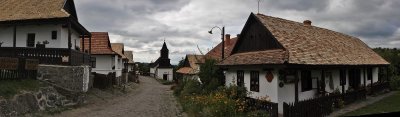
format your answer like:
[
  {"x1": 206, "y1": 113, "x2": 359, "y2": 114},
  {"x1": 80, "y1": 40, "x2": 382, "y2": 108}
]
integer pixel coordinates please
[{"x1": 52, "y1": 76, "x2": 184, "y2": 117}]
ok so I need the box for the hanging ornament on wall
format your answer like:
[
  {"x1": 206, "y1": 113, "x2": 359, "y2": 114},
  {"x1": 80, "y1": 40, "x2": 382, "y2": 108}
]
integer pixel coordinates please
[{"x1": 265, "y1": 70, "x2": 274, "y2": 82}]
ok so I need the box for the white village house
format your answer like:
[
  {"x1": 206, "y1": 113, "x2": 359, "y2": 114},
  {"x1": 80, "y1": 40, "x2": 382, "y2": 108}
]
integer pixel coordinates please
[
  {"x1": 0, "y1": 0, "x2": 92, "y2": 66},
  {"x1": 219, "y1": 13, "x2": 390, "y2": 113},
  {"x1": 111, "y1": 43, "x2": 128, "y2": 77},
  {"x1": 82, "y1": 32, "x2": 120, "y2": 76},
  {"x1": 149, "y1": 41, "x2": 174, "y2": 81},
  {"x1": 124, "y1": 51, "x2": 135, "y2": 73}
]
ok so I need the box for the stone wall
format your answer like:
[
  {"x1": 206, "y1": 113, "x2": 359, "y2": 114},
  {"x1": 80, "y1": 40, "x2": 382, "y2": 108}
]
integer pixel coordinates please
[
  {"x1": 37, "y1": 65, "x2": 91, "y2": 92},
  {"x1": 0, "y1": 87, "x2": 82, "y2": 117}
]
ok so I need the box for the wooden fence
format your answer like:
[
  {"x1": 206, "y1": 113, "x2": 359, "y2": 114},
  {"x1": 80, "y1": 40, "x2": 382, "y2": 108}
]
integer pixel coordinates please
[
  {"x1": 283, "y1": 89, "x2": 367, "y2": 117},
  {"x1": 245, "y1": 97, "x2": 279, "y2": 117},
  {"x1": 0, "y1": 47, "x2": 92, "y2": 66},
  {"x1": 92, "y1": 72, "x2": 116, "y2": 89},
  {"x1": 0, "y1": 57, "x2": 38, "y2": 80}
]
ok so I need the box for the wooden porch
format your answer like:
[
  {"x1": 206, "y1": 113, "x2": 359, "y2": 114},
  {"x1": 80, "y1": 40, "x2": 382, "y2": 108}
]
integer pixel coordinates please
[{"x1": 0, "y1": 47, "x2": 93, "y2": 66}]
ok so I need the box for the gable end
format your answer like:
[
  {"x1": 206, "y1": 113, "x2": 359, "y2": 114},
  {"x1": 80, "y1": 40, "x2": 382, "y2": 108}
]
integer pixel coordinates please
[
  {"x1": 63, "y1": 0, "x2": 78, "y2": 20},
  {"x1": 231, "y1": 13, "x2": 284, "y2": 55}
]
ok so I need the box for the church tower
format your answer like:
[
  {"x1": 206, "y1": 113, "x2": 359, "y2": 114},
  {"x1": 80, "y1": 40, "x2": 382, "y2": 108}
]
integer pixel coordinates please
[{"x1": 158, "y1": 41, "x2": 172, "y2": 67}]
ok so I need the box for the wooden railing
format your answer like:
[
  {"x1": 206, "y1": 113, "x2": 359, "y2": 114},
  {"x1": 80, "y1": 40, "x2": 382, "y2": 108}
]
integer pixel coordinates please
[
  {"x1": 283, "y1": 89, "x2": 367, "y2": 117},
  {"x1": 0, "y1": 57, "x2": 38, "y2": 80},
  {"x1": 0, "y1": 47, "x2": 91, "y2": 66},
  {"x1": 245, "y1": 97, "x2": 279, "y2": 117}
]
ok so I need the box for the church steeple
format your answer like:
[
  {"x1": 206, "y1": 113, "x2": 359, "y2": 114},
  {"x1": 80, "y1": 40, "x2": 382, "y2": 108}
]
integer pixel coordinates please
[{"x1": 160, "y1": 41, "x2": 169, "y2": 59}]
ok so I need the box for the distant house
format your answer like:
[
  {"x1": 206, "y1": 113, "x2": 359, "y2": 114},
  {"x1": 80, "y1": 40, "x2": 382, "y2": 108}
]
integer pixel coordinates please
[
  {"x1": 0, "y1": 0, "x2": 91, "y2": 66},
  {"x1": 219, "y1": 13, "x2": 390, "y2": 113},
  {"x1": 206, "y1": 34, "x2": 238, "y2": 60},
  {"x1": 176, "y1": 55, "x2": 205, "y2": 82},
  {"x1": 111, "y1": 43, "x2": 128, "y2": 77},
  {"x1": 124, "y1": 51, "x2": 135, "y2": 72},
  {"x1": 176, "y1": 34, "x2": 238, "y2": 81},
  {"x1": 149, "y1": 41, "x2": 173, "y2": 81},
  {"x1": 82, "y1": 32, "x2": 119, "y2": 75}
]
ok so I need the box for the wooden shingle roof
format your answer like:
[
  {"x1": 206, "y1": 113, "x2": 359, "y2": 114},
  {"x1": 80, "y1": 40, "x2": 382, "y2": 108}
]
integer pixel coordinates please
[
  {"x1": 124, "y1": 51, "x2": 134, "y2": 63},
  {"x1": 220, "y1": 13, "x2": 389, "y2": 66},
  {"x1": 177, "y1": 55, "x2": 205, "y2": 74},
  {"x1": 0, "y1": 0, "x2": 70, "y2": 22},
  {"x1": 111, "y1": 43, "x2": 128, "y2": 59}
]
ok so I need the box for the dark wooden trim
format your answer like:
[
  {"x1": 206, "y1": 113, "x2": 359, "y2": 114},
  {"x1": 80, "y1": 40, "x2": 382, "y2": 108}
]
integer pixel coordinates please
[
  {"x1": 363, "y1": 68, "x2": 366, "y2": 89},
  {"x1": 89, "y1": 36, "x2": 92, "y2": 54},
  {"x1": 13, "y1": 25, "x2": 16, "y2": 47},
  {"x1": 321, "y1": 69, "x2": 326, "y2": 94},
  {"x1": 68, "y1": 21, "x2": 72, "y2": 50},
  {"x1": 294, "y1": 70, "x2": 299, "y2": 103}
]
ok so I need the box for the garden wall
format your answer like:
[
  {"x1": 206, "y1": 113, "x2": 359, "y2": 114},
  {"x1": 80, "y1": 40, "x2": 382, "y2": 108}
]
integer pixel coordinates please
[{"x1": 37, "y1": 65, "x2": 91, "y2": 92}]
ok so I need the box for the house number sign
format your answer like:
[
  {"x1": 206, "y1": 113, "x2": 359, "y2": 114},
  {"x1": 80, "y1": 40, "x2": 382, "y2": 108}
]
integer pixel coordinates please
[{"x1": 265, "y1": 71, "x2": 273, "y2": 82}]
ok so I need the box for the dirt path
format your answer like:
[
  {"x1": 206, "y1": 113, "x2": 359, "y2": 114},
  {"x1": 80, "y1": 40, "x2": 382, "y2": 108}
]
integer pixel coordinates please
[{"x1": 52, "y1": 76, "x2": 184, "y2": 117}]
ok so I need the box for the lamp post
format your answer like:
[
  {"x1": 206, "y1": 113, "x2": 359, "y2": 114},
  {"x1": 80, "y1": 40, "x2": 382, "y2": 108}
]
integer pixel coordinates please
[{"x1": 208, "y1": 26, "x2": 225, "y2": 59}]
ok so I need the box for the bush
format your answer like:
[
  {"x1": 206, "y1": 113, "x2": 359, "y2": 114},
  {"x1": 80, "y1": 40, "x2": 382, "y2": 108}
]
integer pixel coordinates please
[
  {"x1": 179, "y1": 78, "x2": 202, "y2": 96},
  {"x1": 390, "y1": 75, "x2": 400, "y2": 90}
]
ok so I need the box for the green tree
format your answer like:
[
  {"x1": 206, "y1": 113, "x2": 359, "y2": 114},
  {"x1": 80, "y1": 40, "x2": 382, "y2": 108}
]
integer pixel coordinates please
[{"x1": 198, "y1": 59, "x2": 225, "y2": 92}]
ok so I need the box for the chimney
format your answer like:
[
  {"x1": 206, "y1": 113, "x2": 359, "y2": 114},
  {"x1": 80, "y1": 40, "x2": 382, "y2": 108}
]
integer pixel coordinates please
[
  {"x1": 225, "y1": 34, "x2": 231, "y2": 46},
  {"x1": 303, "y1": 20, "x2": 312, "y2": 26}
]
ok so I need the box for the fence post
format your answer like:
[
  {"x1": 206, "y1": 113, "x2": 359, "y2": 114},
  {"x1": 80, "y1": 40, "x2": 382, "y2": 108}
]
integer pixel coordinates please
[{"x1": 18, "y1": 57, "x2": 26, "y2": 79}]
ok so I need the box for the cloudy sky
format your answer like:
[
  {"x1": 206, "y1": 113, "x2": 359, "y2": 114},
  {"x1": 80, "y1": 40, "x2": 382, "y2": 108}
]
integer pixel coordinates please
[{"x1": 74, "y1": 0, "x2": 400, "y2": 64}]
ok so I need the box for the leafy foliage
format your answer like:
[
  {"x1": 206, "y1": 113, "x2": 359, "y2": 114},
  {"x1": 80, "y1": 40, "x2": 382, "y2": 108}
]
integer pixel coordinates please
[
  {"x1": 198, "y1": 59, "x2": 225, "y2": 93},
  {"x1": 373, "y1": 48, "x2": 400, "y2": 89}
]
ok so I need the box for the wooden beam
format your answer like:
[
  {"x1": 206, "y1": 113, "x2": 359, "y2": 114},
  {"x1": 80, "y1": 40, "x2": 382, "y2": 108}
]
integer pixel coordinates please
[
  {"x1": 68, "y1": 21, "x2": 72, "y2": 50},
  {"x1": 89, "y1": 36, "x2": 92, "y2": 55},
  {"x1": 81, "y1": 33, "x2": 85, "y2": 53},
  {"x1": 294, "y1": 70, "x2": 299, "y2": 103},
  {"x1": 321, "y1": 70, "x2": 325, "y2": 94},
  {"x1": 363, "y1": 68, "x2": 366, "y2": 89},
  {"x1": 342, "y1": 69, "x2": 345, "y2": 94},
  {"x1": 13, "y1": 25, "x2": 16, "y2": 47}
]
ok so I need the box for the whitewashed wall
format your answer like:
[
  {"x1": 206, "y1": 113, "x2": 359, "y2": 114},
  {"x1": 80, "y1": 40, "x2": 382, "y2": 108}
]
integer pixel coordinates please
[
  {"x1": 0, "y1": 25, "x2": 80, "y2": 49},
  {"x1": 225, "y1": 67, "x2": 279, "y2": 103},
  {"x1": 156, "y1": 68, "x2": 174, "y2": 81},
  {"x1": 225, "y1": 67, "x2": 380, "y2": 114},
  {"x1": 92, "y1": 55, "x2": 115, "y2": 75}
]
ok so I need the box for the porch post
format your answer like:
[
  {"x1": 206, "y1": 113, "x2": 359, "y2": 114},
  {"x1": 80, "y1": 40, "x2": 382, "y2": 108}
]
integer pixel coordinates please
[
  {"x1": 13, "y1": 25, "x2": 16, "y2": 47},
  {"x1": 363, "y1": 68, "x2": 366, "y2": 89},
  {"x1": 294, "y1": 70, "x2": 299, "y2": 103},
  {"x1": 386, "y1": 66, "x2": 390, "y2": 82},
  {"x1": 68, "y1": 21, "x2": 72, "y2": 50},
  {"x1": 341, "y1": 69, "x2": 345, "y2": 93},
  {"x1": 321, "y1": 70, "x2": 325, "y2": 94},
  {"x1": 89, "y1": 35, "x2": 92, "y2": 54},
  {"x1": 81, "y1": 34, "x2": 85, "y2": 53}
]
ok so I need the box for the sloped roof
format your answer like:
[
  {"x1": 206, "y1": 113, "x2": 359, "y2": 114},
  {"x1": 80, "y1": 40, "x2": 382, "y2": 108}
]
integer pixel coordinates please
[
  {"x1": 111, "y1": 43, "x2": 128, "y2": 59},
  {"x1": 219, "y1": 49, "x2": 287, "y2": 65},
  {"x1": 177, "y1": 55, "x2": 205, "y2": 74},
  {"x1": 206, "y1": 37, "x2": 238, "y2": 60},
  {"x1": 0, "y1": 0, "x2": 70, "y2": 22},
  {"x1": 82, "y1": 32, "x2": 117, "y2": 55},
  {"x1": 220, "y1": 13, "x2": 389, "y2": 66},
  {"x1": 124, "y1": 51, "x2": 134, "y2": 63}
]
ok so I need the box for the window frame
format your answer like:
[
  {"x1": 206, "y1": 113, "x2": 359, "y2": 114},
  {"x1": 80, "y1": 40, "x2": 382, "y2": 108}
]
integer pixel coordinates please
[
  {"x1": 250, "y1": 71, "x2": 259, "y2": 92},
  {"x1": 301, "y1": 70, "x2": 313, "y2": 92},
  {"x1": 340, "y1": 69, "x2": 347, "y2": 85},
  {"x1": 51, "y1": 31, "x2": 57, "y2": 40},
  {"x1": 237, "y1": 70, "x2": 244, "y2": 87},
  {"x1": 26, "y1": 33, "x2": 35, "y2": 47}
]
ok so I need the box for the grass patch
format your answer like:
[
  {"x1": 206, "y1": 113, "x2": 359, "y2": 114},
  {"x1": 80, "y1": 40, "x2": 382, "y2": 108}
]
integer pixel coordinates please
[
  {"x1": 0, "y1": 79, "x2": 45, "y2": 99},
  {"x1": 344, "y1": 91, "x2": 400, "y2": 116}
]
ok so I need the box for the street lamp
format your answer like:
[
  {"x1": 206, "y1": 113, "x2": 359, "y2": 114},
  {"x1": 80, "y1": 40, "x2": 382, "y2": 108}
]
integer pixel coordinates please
[{"x1": 208, "y1": 26, "x2": 225, "y2": 59}]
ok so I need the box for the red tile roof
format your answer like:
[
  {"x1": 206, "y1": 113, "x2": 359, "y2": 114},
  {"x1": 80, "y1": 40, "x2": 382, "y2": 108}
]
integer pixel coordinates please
[
  {"x1": 82, "y1": 32, "x2": 117, "y2": 55},
  {"x1": 206, "y1": 37, "x2": 238, "y2": 60}
]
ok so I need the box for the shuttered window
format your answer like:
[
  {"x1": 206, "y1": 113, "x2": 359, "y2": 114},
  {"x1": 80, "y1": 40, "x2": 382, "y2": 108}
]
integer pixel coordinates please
[
  {"x1": 237, "y1": 70, "x2": 244, "y2": 87},
  {"x1": 250, "y1": 71, "x2": 259, "y2": 92}
]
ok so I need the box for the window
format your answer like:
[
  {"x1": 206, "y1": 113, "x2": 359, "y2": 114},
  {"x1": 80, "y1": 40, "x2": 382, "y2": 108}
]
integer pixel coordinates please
[
  {"x1": 26, "y1": 33, "x2": 35, "y2": 47},
  {"x1": 340, "y1": 69, "x2": 347, "y2": 85},
  {"x1": 250, "y1": 71, "x2": 259, "y2": 92},
  {"x1": 237, "y1": 70, "x2": 244, "y2": 87},
  {"x1": 301, "y1": 70, "x2": 312, "y2": 92},
  {"x1": 349, "y1": 69, "x2": 361, "y2": 89},
  {"x1": 51, "y1": 31, "x2": 57, "y2": 40},
  {"x1": 367, "y1": 68, "x2": 373, "y2": 80}
]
